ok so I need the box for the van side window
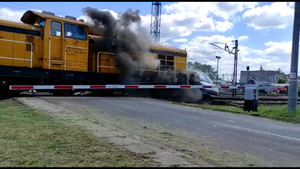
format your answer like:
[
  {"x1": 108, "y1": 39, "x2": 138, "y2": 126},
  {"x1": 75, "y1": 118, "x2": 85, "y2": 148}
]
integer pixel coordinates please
[
  {"x1": 51, "y1": 21, "x2": 61, "y2": 37},
  {"x1": 64, "y1": 23, "x2": 87, "y2": 40}
]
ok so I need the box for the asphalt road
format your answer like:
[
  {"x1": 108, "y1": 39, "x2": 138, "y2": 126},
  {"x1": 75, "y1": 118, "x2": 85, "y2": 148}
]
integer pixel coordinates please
[{"x1": 39, "y1": 96, "x2": 300, "y2": 166}]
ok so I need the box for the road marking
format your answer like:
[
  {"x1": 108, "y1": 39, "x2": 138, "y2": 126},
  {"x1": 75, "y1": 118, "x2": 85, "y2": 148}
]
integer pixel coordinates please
[
  {"x1": 215, "y1": 123, "x2": 300, "y2": 142},
  {"x1": 227, "y1": 120, "x2": 236, "y2": 123}
]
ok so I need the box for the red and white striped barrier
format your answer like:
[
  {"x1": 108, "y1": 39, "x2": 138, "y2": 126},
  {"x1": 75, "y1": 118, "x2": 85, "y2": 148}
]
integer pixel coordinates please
[{"x1": 9, "y1": 84, "x2": 246, "y2": 90}]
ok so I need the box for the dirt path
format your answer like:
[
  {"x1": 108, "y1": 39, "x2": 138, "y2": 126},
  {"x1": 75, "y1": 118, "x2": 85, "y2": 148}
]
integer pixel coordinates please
[{"x1": 15, "y1": 97, "x2": 281, "y2": 167}]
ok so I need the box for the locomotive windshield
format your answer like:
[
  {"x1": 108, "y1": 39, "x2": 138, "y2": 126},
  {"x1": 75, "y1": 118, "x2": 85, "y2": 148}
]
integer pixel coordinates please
[{"x1": 64, "y1": 23, "x2": 87, "y2": 40}]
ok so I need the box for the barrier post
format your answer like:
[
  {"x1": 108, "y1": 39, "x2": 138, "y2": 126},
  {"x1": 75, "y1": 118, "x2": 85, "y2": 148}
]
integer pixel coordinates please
[{"x1": 244, "y1": 86, "x2": 258, "y2": 112}]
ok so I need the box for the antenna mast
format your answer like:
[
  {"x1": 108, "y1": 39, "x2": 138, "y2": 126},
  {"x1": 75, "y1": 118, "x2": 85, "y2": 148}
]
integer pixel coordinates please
[{"x1": 150, "y1": 2, "x2": 162, "y2": 44}]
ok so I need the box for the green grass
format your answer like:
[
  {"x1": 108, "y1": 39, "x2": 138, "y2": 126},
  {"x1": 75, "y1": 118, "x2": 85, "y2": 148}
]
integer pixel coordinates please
[
  {"x1": 174, "y1": 102, "x2": 300, "y2": 123},
  {"x1": 0, "y1": 99, "x2": 157, "y2": 167}
]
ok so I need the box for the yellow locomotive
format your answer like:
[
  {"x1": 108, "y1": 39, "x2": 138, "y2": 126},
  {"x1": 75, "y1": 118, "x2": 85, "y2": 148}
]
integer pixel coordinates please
[{"x1": 0, "y1": 10, "x2": 187, "y2": 95}]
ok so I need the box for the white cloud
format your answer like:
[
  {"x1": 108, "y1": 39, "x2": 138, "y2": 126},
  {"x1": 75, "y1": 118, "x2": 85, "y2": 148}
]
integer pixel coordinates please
[
  {"x1": 158, "y1": 2, "x2": 258, "y2": 37},
  {"x1": 77, "y1": 15, "x2": 93, "y2": 24},
  {"x1": 238, "y1": 36, "x2": 249, "y2": 41},
  {"x1": 252, "y1": 41, "x2": 292, "y2": 60},
  {"x1": 288, "y1": 2, "x2": 295, "y2": 8},
  {"x1": 164, "y1": 2, "x2": 258, "y2": 20},
  {"x1": 193, "y1": 17, "x2": 215, "y2": 31},
  {"x1": 0, "y1": 8, "x2": 25, "y2": 23},
  {"x1": 173, "y1": 38, "x2": 188, "y2": 43},
  {"x1": 30, "y1": 9, "x2": 42, "y2": 13},
  {"x1": 215, "y1": 20, "x2": 233, "y2": 32},
  {"x1": 214, "y1": 2, "x2": 259, "y2": 20},
  {"x1": 159, "y1": 37, "x2": 173, "y2": 47},
  {"x1": 242, "y1": 2, "x2": 294, "y2": 30},
  {"x1": 140, "y1": 14, "x2": 151, "y2": 34},
  {"x1": 263, "y1": 41, "x2": 292, "y2": 58},
  {"x1": 0, "y1": 8, "x2": 44, "y2": 23}
]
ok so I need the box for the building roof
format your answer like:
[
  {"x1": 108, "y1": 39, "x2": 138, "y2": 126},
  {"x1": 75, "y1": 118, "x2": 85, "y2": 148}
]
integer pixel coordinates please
[
  {"x1": 149, "y1": 45, "x2": 187, "y2": 55},
  {"x1": 241, "y1": 70, "x2": 283, "y2": 74}
]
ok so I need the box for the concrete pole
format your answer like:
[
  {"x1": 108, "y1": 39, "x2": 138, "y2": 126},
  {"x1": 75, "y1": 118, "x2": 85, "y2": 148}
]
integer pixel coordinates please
[
  {"x1": 288, "y1": 2, "x2": 300, "y2": 113},
  {"x1": 233, "y1": 40, "x2": 238, "y2": 85}
]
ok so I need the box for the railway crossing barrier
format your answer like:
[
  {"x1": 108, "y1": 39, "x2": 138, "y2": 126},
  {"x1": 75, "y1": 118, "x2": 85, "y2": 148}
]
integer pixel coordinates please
[
  {"x1": 9, "y1": 84, "x2": 247, "y2": 90},
  {"x1": 9, "y1": 84, "x2": 259, "y2": 110}
]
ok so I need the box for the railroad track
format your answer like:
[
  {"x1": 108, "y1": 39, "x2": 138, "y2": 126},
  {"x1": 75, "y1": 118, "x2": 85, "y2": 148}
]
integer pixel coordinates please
[{"x1": 212, "y1": 94, "x2": 299, "y2": 105}]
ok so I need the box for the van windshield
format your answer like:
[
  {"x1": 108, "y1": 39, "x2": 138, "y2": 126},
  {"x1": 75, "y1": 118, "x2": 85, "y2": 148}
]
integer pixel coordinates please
[{"x1": 198, "y1": 72, "x2": 213, "y2": 84}]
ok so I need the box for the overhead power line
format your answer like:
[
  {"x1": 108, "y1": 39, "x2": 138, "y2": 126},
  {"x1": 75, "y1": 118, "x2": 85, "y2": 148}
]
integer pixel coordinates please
[{"x1": 0, "y1": 2, "x2": 72, "y2": 18}]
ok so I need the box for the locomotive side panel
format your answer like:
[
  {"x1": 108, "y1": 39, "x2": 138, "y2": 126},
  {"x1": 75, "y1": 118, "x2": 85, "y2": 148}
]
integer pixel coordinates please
[
  {"x1": 0, "y1": 31, "x2": 14, "y2": 66},
  {"x1": 0, "y1": 20, "x2": 42, "y2": 69}
]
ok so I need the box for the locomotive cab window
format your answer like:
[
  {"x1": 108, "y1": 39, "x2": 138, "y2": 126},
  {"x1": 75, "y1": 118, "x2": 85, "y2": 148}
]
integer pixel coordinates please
[
  {"x1": 64, "y1": 23, "x2": 87, "y2": 40},
  {"x1": 39, "y1": 20, "x2": 45, "y2": 27},
  {"x1": 51, "y1": 21, "x2": 61, "y2": 37}
]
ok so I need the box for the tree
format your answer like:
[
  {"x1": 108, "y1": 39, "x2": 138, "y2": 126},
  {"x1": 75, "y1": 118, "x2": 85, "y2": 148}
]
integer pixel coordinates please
[
  {"x1": 277, "y1": 68, "x2": 282, "y2": 73},
  {"x1": 278, "y1": 78, "x2": 287, "y2": 84},
  {"x1": 187, "y1": 61, "x2": 218, "y2": 80},
  {"x1": 260, "y1": 65, "x2": 263, "y2": 71}
]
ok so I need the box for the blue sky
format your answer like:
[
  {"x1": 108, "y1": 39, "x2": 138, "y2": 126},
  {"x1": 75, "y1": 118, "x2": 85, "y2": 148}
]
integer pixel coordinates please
[{"x1": 0, "y1": 2, "x2": 296, "y2": 81}]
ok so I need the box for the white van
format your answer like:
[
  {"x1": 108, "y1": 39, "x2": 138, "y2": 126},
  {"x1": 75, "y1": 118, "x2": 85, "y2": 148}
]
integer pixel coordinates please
[{"x1": 188, "y1": 70, "x2": 219, "y2": 98}]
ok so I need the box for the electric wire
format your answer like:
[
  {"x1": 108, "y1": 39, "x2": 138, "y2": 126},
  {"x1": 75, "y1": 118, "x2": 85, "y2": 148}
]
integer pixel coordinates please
[{"x1": 0, "y1": 2, "x2": 72, "y2": 18}]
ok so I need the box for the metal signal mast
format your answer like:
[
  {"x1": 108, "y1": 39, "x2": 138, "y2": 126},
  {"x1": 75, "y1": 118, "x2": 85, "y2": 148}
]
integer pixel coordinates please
[
  {"x1": 209, "y1": 40, "x2": 239, "y2": 86},
  {"x1": 150, "y1": 2, "x2": 162, "y2": 44}
]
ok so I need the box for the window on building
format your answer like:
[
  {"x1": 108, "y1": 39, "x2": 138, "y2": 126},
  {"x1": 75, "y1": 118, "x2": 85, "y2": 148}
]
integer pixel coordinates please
[
  {"x1": 64, "y1": 23, "x2": 87, "y2": 40},
  {"x1": 51, "y1": 21, "x2": 61, "y2": 37}
]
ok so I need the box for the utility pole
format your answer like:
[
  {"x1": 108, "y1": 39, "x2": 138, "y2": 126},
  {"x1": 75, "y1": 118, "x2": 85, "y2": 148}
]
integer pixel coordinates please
[
  {"x1": 150, "y1": 2, "x2": 162, "y2": 44},
  {"x1": 209, "y1": 40, "x2": 239, "y2": 85},
  {"x1": 288, "y1": 2, "x2": 300, "y2": 113},
  {"x1": 233, "y1": 40, "x2": 238, "y2": 86},
  {"x1": 216, "y1": 56, "x2": 221, "y2": 84}
]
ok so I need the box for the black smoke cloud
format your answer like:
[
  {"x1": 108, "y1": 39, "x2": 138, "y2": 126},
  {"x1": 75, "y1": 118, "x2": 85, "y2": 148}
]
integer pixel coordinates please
[
  {"x1": 83, "y1": 7, "x2": 158, "y2": 83},
  {"x1": 83, "y1": 7, "x2": 204, "y2": 102}
]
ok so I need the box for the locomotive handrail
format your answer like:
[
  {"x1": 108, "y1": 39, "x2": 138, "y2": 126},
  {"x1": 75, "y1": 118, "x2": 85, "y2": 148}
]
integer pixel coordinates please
[
  {"x1": 0, "y1": 38, "x2": 33, "y2": 68},
  {"x1": 97, "y1": 51, "x2": 117, "y2": 73},
  {"x1": 97, "y1": 51, "x2": 100, "y2": 73},
  {"x1": 48, "y1": 38, "x2": 51, "y2": 69},
  {"x1": 66, "y1": 46, "x2": 87, "y2": 50}
]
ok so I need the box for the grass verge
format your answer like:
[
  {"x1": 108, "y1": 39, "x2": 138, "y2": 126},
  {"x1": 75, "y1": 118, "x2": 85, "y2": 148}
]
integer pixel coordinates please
[
  {"x1": 174, "y1": 102, "x2": 300, "y2": 123},
  {"x1": 0, "y1": 99, "x2": 157, "y2": 167}
]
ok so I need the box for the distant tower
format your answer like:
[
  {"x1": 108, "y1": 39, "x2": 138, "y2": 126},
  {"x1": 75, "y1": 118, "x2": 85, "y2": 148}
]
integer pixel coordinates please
[{"x1": 150, "y1": 2, "x2": 162, "y2": 44}]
